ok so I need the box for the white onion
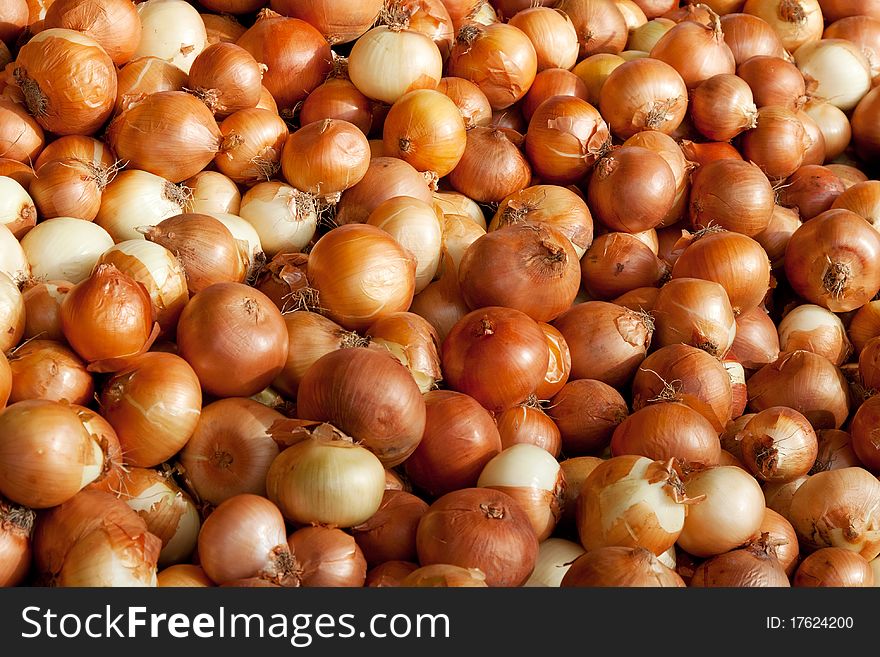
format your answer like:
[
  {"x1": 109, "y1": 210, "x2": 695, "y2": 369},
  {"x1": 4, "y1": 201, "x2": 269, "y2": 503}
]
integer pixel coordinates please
[
  {"x1": 133, "y1": 0, "x2": 207, "y2": 74},
  {"x1": 524, "y1": 538, "x2": 585, "y2": 587},
  {"x1": 0, "y1": 178, "x2": 35, "y2": 237},
  {"x1": 348, "y1": 26, "x2": 443, "y2": 105},
  {"x1": 777, "y1": 303, "x2": 851, "y2": 365},
  {"x1": 367, "y1": 197, "x2": 443, "y2": 294},
  {"x1": 97, "y1": 170, "x2": 190, "y2": 242},
  {"x1": 432, "y1": 191, "x2": 486, "y2": 230},
  {"x1": 478, "y1": 443, "x2": 562, "y2": 491},
  {"x1": 123, "y1": 476, "x2": 201, "y2": 567},
  {"x1": 20, "y1": 218, "x2": 114, "y2": 284},
  {"x1": 238, "y1": 182, "x2": 318, "y2": 256},
  {"x1": 794, "y1": 39, "x2": 873, "y2": 111},
  {"x1": 185, "y1": 171, "x2": 241, "y2": 215},
  {"x1": 0, "y1": 224, "x2": 30, "y2": 283}
]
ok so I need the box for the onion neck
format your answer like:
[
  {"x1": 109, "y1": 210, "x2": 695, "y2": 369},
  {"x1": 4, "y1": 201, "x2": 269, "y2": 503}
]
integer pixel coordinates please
[
  {"x1": 779, "y1": 0, "x2": 807, "y2": 24},
  {"x1": 456, "y1": 23, "x2": 483, "y2": 48},
  {"x1": 479, "y1": 503, "x2": 505, "y2": 520},
  {"x1": 13, "y1": 67, "x2": 47, "y2": 118}
]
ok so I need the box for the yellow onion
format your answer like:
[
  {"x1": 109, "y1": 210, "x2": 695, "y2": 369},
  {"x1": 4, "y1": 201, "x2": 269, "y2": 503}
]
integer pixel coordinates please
[
  {"x1": 133, "y1": 0, "x2": 206, "y2": 73},
  {"x1": 561, "y1": 546, "x2": 685, "y2": 587}
]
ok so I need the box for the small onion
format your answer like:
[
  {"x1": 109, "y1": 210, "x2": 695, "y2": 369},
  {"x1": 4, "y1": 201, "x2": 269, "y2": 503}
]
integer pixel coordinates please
[
  {"x1": 757, "y1": 507, "x2": 800, "y2": 576},
  {"x1": 266, "y1": 424, "x2": 386, "y2": 528},
  {"x1": 215, "y1": 108, "x2": 289, "y2": 185},
  {"x1": 739, "y1": 407, "x2": 818, "y2": 483},
  {"x1": 794, "y1": 547, "x2": 874, "y2": 587},
  {"x1": 282, "y1": 119, "x2": 370, "y2": 199},
  {"x1": 448, "y1": 126, "x2": 532, "y2": 203},
  {"x1": 690, "y1": 73, "x2": 757, "y2": 142},
  {"x1": 561, "y1": 546, "x2": 685, "y2": 587},
  {"x1": 789, "y1": 467, "x2": 880, "y2": 559},
  {"x1": 0, "y1": 99, "x2": 44, "y2": 166},
  {"x1": 416, "y1": 487, "x2": 538, "y2": 587}
]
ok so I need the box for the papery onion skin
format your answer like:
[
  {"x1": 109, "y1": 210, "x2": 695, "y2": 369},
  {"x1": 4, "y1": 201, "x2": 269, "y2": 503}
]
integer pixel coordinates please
[
  {"x1": 651, "y1": 277, "x2": 736, "y2": 359},
  {"x1": 849, "y1": 395, "x2": 880, "y2": 472},
  {"x1": 689, "y1": 159, "x2": 775, "y2": 237},
  {"x1": 561, "y1": 545, "x2": 685, "y2": 587},
  {"x1": 365, "y1": 561, "x2": 419, "y2": 587},
  {"x1": 789, "y1": 467, "x2": 880, "y2": 560},
  {"x1": 416, "y1": 487, "x2": 539, "y2": 587},
  {"x1": 296, "y1": 347, "x2": 427, "y2": 467},
  {"x1": 756, "y1": 507, "x2": 800, "y2": 576},
  {"x1": 739, "y1": 407, "x2": 819, "y2": 483},
  {"x1": 448, "y1": 126, "x2": 532, "y2": 203},
  {"x1": 778, "y1": 303, "x2": 851, "y2": 366},
  {"x1": 157, "y1": 564, "x2": 215, "y2": 587}
]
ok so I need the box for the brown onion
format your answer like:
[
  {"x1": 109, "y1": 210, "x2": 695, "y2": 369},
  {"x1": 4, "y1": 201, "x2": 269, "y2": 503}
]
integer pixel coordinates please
[
  {"x1": 44, "y1": 0, "x2": 141, "y2": 66},
  {"x1": 649, "y1": 9, "x2": 735, "y2": 89},
  {"x1": 794, "y1": 547, "x2": 874, "y2": 587},
  {"x1": 521, "y1": 68, "x2": 590, "y2": 123},
  {"x1": 335, "y1": 157, "x2": 434, "y2": 226},
  {"x1": 778, "y1": 304, "x2": 851, "y2": 366},
  {"x1": 508, "y1": 7, "x2": 580, "y2": 71},
  {"x1": 400, "y1": 564, "x2": 488, "y2": 587},
  {"x1": 270, "y1": 0, "x2": 382, "y2": 44},
  {"x1": 496, "y1": 401, "x2": 562, "y2": 457},
  {"x1": 287, "y1": 526, "x2": 367, "y2": 587},
  {"x1": 736, "y1": 55, "x2": 807, "y2": 111},
  {"x1": 831, "y1": 180, "x2": 880, "y2": 230},
  {"x1": 300, "y1": 76, "x2": 373, "y2": 134},
  {"x1": 690, "y1": 73, "x2": 757, "y2": 142},
  {"x1": 690, "y1": 536, "x2": 790, "y2": 587},
  {"x1": 754, "y1": 204, "x2": 801, "y2": 270},
  {"x1": 689, "y1": 159, "x2": 774, "y2": 237},
  {"x1": 548, "y1": 379, "x2": 628, "y2": 455},
  {"x1": 157, "y1": 564, "x2": 214, "y2": 587},
  {"x1": 7, "y1": 340, "x2": 93, "y2": 406},
  {"x1": 558, "y1": 0, "x2": 628, "y2": 57},
  {"x1": 739, "y1": 407, "x2": 818, "y2": 483},
  {"x1": 740, "y1": 105, "x2": 810, "y2": 181},
  {"x1": 282, "y1": 118, "x2": 370, "y2": 199},
  {"x1": 778, "y1": 165, "x2": 845, "y2": 221},
  {"x1": 416, "y1": 487, "x2": 538, "y2": 587},
  {"x1": 561, "y1": 546, "x2": 684, "y2": 587},
  {"x1": 352, "y1": 490, "x2": 428, "y2": 567},
  {"x1": 850, "y1": 394, "x2": 880, "y2": 471},
  {"x1": 757, "y1": 508, "x2": 800, "y2": 576},
  {"x1": 0, "y1": 498, "x2": 34, "y2": 587},
  {"x1": 436, "y1": 77, "x2": 492, "y2": 129},
  {"x1": 0, "y1": 98, "x2": 44, "y2": 165},
  {"x1": 720, "y1": 13, "x2": 787, "y2": 65},
  {"x1": 652, "y1": 278, "x2": 736, "y2": 358},
  {"x1": 449, "y1": 126, "x2": 532, "y2": 203},
  {"x1": 812, "y1": 429, "x2": 862, "y2": 474}
]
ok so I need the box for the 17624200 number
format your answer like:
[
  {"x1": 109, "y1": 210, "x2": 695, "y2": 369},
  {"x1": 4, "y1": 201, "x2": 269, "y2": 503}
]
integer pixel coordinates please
[{"x1": 791, "y1": 617, "x2": 853, "y2": 629}]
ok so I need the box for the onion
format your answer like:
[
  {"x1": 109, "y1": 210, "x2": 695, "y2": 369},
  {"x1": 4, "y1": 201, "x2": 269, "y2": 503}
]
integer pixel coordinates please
[
  {"x1": 827, "y1": 164, "x2": 867, "y2": 189},
  {"x1": 754, "y1": 204, "x2": 801, "y2": 270},
  {"x1": 824, "y1": 16, "x2": 880, "y2": 81},
  {"x1": 561, "y1": 546, "x2": 684, "y2": 587},
  {"x1": 400, "y1": 564, "x2": 487, "y2": 587},
  {"x1": 197, "y1": 493, "x2": 296, "y2": 586},
  {"x1": 19, "y1": 218, "x2": 110, "y2": 287},
  {"x1": 611, "y1": 402, "x2": 721, "y2": 467},
  {"x1": 307, "y1": 223, "x2": 416, "y2": 331},
  {"x1": 175, "y1": 282, "x2": 287, "y2": 398},
  {"x1": 649, "y1": 9, "x2": 735, "y2": 89},
  {"x1": 739, "y1": 407, "x2": 818, "y2": 483},
  {"x1": 133, "y1": 0, "x2": 206, "y2": 73},
  {"x1": 548, "y1": 379, "x2": 627, "y2": 454},
  {"x1": 496, "y1": 401, "x2": 562, "y2": 456},
  {"x1": 0, "y1": 160, "x2": 36, "y2": 192},
  {"x1": 107, "y1": 91, "x2": 221, "y2": 183},
  {"x1": 95, "y1": 170, "x2": 189, "y2": 242},
  {"x1": 118, "y1": 467, "x2": 199, "y2": 567},
  {"x1": 690, "y1": 74, "x2": 757, "y2": 142},
  {"x1": 558, "y1": 0, "x2": 628, "y2": 57},
  {"x1": 812, "y1": 429, "x2": 862, "y2": 474},
  {"x1": 449, "y1": 126, "x2": 532, "y2": 202},
  {"x1": 720, "y1": 13, "x2": 787, "y2": 65},
  {"x1": 764, "y1": 474, "x2": 810, "y2": 521},
  {"x1": 678, "y1": 465, "x2": 766, "y2": 557},
  {"x1": 284, "y1": 526, "x2": 366, "y2": 588},
  {"x1": 28, "y1": 158, "x2": 114, "y2": 222},
  {"x1": 140, "y1": 213, "x2": 248, "y2": 295},
  {"x1": 632, "y1": 343, "x2": 733, "y2": 432},
  {"x1": 852, "y1": 86, "x2": 880, "y2": 164},
  {"x1": 757, "y1": 507, "x2": 800, "y2": 576},
  {"x1": 433, "y1": 190, "x2": 486, "y2": 228},
  {"x1": 831, "y1": 180, "x2": 880, "y2": 231},
  {"x1": 300, "y1": 76, "x2": 373, "y2": 135},
  {"x1": 672, "y1": 230, "x2": 770, "y2": 316},
  {"x1": 598, "y1": 58, "x2": 687, "y2": 140},
  {"x1": 0, "y1": 178, "x2": 34, "y2": 244},
  {"x1": 740, "y1": 105, "x2": 810, "y2": 181},
  {"x1": 850, "y1": 394, "x2": 880, "y2": 471},
  {"x1": 409, "y1": 251, "x2": 469, "y2": 342},
  {"x1": 678, "y1": 139, "x2": 743, "y2": 167},
  {"x1": 404, "y1": 388, "x2": 501, "y2": 496},
  {"x1": 297, "y1": 347, "x2": 426, "y2": 467},
  {"x1": 282, "y1": 119, "x2": 370, "y2": 200},
  {"x1": 690, "y1": 536, "x2": 791, "y2": 587},
  {"x1": 508, "y1": 7, "x2": 579, "y2": 72},
  {"x1": 238, "y1": 183, "x2": 316, "y2": 257},
  {"x1": 0, "y1": 400, "x2": 105, "y2": 508},
  {"x1": 794, "y1": 547, "x2": 874, "y2": 587},
  {"x1": 577, "y1": 455, "x2": 689, "y2": 554},
  {"x1": 777, "y1": 165, "x2": 845, "y2": 221},
  {"x1": 44, "y1": 0, "x2": 141, "y2": 66},
  {"x1": 588, "y1": 146, "x2": 676, "y2": 233},
  {"x1": 794, "y1": 38, "x2": 872, "y2": 112},
  {"x1": 777, "y1": 304, "x2": 851, "y2": 365},
  {"x1": 113, "y1": 57, "x2": 187, "y2": 115},
  {"x1": 743, "y1": 0, "x2": 823, "y2": 52},
  {"x1": 558, "y1": 456, "x2": 604, "y2": 527},
  {"x1": 33, "y1": 489, "x2": 159, "y2": 586},
  {"x1": 443, "y1": 305, "x2": 549, "y2": 413},
  {"x1": 572, "y1": 53, "x2": 625, "y2": 106},
  {"x1": 212, "y1": 109, "x2": 288, "y2": 185},
  {"x1": 850, "y1": 301, "x2": 880, "y2": 354},
  {"x1": 348, "y1": 24, "x2": 442, "y2": 106},
  {"x1": 351, "y1": 491, "x2": 428, "y2": 567},
  {"x1": 178, "y1": 398, "x2": 282, "y2": 505},
  {"x1": 266, "y1": 423, "x2": 386, "y2": 527},
  {"x1": 459, "y1": 223, "x2": 579, "y2": 322},
  {"x1": 477, "y1": 443, "x2": 564, "y2": 540},
  {"x1": 0, "y1": 498, "x2": 34, "y2": 587},
  {"x1": 416, "y1": 487, "x2": 538, "y2": 587},
  {"x1": 20, "y1": 279, "x2": 69, "y2": 343},
  {"x1": 436, "y1": 77, "x2": 492, "y2": 130},
  {"x1": 98, "y1": 352, "x2": 200, "y2": 468},
  {"x1": 785, "y1": 209, "x2": 880, "y2": 312},
  {"x1": 0, "y1": 272, "x2": 23, "y2": 356},
  {"x1": 335, "y1": 157, "x2": 434, "y2": 226},
  {"x1": 736, "y1": 55, "x2": 807, "y2": 111},
  {"x1": 364, "y1": 561, "x2": 417, "y2": 587},
  {"x1": 652, "y1": 278, "x2": 736, "y2": 358},
  {"x1": 6, "y1": 340, "x2": 92, "y2": 406},
  {"x1": 521, "y1": 68, "x2": 590, "y2": 124},
  {"x1": 270, "y1": 312, "x2": 350, "y2": 397},
  {"x1": 0, "y1": 98, "x2": 44, "y2": 165},
  {"x1": 789, "y1": 467, "x2": 880, "y2": 559},
  {"x1": 553, "y1": 301, "x2": 653, "y2": 387},
  {"x1": 447, "y1": 21, "x2": 537, "y2": 110},
  {"x1": 270, "y1": 0, "x2": 381, "y2": 44},
  {"x1": 157, "y1": 564, "x2": 214, "y2": 587},
  {"x1": 12, "y1": 28, "x2": 116, "y2": 136},
  {"x1": 688, "y1": 159, "x2": 774, "y2": 237},
  {"x1": 366, "y1": 311, "x2": 442, "y2": 393},
  {"x1": 524, "y1": 538, "x2": 585, "y2": 587},
  {"x1": 399, "y1": 0, "x2": 455, "y2": 59}
]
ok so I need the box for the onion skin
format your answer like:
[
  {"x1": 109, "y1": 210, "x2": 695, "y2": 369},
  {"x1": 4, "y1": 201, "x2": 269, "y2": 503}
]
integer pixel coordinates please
[
  {"x1": 157, "y1": 564, "x2": 215, "y2": 587},
  {"x1": 756, "y1": 508, "x2": 800, "y2": 577},
  {"x1": 416, "y1": 487, "x2": 539, "y2": 587},
  {"x1": 739, "y1": 407, "x2": 818, "y2": 483},
  {"x1": 366, "y1": 561, "x2": 419, "y2": 587},
  {"x1": 296, "y1": 347, "x2": 427, "y2": 467},
  {"x1": 651, "y1": 277, "x2": 736, "y2": 359},
  {"x1": 727, "y1": 307, "x2": 780, "y2": 372},
  {"x1": 561, "y1": 546, "x2": 685, "y2": 587},
  {"x1": 793, "y1": 547, "x2": 874, "y2": 587},
  {"x1": 689, "y1": 159, "x2": 774, "y2": 237},
  {"x1": 400, "y1": 564, "x2": 489, "y2": 588}
]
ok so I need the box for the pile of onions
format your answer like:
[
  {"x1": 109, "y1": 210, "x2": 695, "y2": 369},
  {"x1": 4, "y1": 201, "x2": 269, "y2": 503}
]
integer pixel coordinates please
[
  {"x1": 266, "y1": 424, "x2": 385, "y2": 528},
  {"x1": 176, "y1": 283, "x2": 288, "y2": 398},
  {"x1": 197, "y1": 493, "x2": 297, "y2": 586},
  {"x1": 788, "y1": 467, "x2": 880, "y2": 559},
  {"x1": 405, "y1": 389, "x2": 501, "y2": 497},
  {"x1": 416, "y1": 487, "x2": 538, "y2": 587},
  {"x1": 578, "y1": 455, "x2": 689, "y2": 554},
  {"x1": 296, "y1": 347, "x2": 426, "y2": 467},
  {"x1": 678, "y1": 465, "x2": 766, "y2": 557},
  {"x1": 178, "y1": 398, "x2": 283, "y2": 505}
]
